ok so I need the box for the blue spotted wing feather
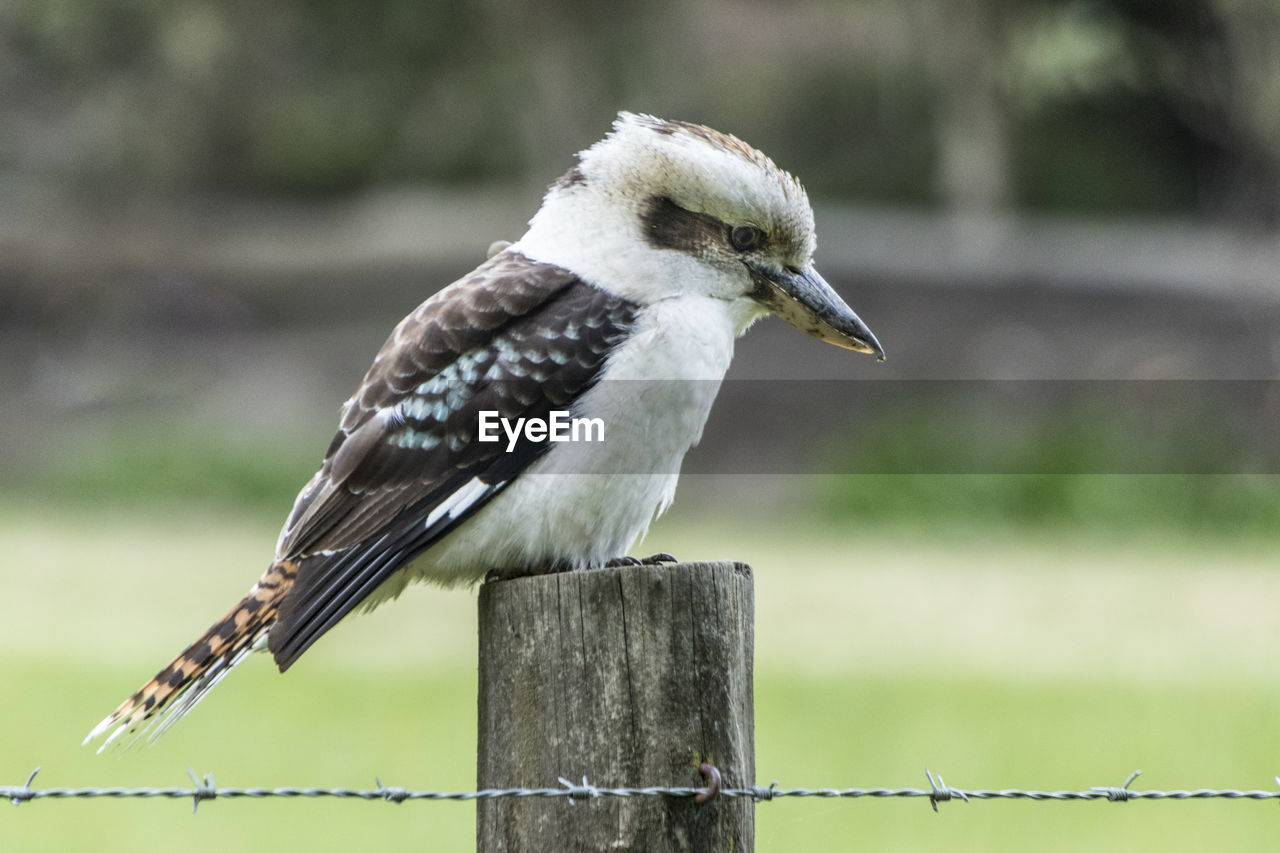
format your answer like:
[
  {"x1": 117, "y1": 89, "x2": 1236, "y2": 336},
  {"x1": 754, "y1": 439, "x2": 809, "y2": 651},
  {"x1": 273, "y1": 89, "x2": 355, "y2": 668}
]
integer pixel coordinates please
[
  {"x1": 86, "y1": 250, "x2": 638, "y2": 748},
  {"x1": 268, "y1": 251, "x2": 639, "y2": 669}
]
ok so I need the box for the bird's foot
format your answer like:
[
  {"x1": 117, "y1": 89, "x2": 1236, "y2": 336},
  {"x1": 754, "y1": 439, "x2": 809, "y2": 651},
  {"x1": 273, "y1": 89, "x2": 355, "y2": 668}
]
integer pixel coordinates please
[
  {"x1": 485, "y1": 554, "x2": 677, "y2": 581},
  {"x1": 603, "y1": 552, "x2": 678, "y2": 568}
]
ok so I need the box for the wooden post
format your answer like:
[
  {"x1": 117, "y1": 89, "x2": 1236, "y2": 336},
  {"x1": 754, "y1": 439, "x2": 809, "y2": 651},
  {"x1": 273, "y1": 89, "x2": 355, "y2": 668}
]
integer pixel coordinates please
[{"x1": 476, "y1": 561, "x2": 754, "y2": 853}]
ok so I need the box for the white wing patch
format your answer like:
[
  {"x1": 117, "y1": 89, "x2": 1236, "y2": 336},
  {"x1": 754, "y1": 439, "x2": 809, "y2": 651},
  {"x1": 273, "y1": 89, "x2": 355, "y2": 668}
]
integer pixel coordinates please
[{"x1": 424, "y1": 475, "x2": 501, "y2": 530}]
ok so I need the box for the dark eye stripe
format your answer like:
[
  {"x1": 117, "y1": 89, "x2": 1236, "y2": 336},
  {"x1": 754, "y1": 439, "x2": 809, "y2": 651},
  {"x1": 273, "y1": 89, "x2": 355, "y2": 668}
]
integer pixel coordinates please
[{"x1": 640, "y1": 196, "x2": 727, "y2": 255}]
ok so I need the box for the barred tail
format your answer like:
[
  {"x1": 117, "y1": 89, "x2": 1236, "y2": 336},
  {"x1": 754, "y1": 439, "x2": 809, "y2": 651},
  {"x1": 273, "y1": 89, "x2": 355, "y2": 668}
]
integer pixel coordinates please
[{"x1": 83, "y1": 559, "x2": 298, "y2": 752}]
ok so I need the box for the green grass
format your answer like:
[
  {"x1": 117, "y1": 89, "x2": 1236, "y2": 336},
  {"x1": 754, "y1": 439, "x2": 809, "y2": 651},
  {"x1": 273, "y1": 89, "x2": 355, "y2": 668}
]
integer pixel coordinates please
[
  {"x1": 9, "y1": 664, "x2": 1278, "y2": 852},
  {"x1": 2, "y1": 660, "x2": 479, "y2": 852},
  {"x1": 2, "y1": 505, "x2": 1278, "y2": 850},
  {"x1": 756, "y1": 676, "x2": 1280, "y2": 852}
]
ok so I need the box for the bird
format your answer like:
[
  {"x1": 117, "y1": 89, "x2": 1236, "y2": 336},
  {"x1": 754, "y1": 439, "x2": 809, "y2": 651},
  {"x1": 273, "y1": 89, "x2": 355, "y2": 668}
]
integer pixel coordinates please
[{"x1": 84, "y1": 112, "x2": 883, "y2": 751}]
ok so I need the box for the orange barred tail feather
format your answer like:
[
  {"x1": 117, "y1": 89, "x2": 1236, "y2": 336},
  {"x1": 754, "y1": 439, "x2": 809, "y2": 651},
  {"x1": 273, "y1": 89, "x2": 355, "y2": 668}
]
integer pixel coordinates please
[{"x1": 83, "y1": 559, "x2": 299, "y2": 752}]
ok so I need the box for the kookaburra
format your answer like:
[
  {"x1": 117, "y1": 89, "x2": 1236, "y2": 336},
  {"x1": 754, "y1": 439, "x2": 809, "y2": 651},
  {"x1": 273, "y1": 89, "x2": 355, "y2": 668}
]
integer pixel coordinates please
[{"x1": 85, "y1": 112, "x2": 883, "y2": 750}]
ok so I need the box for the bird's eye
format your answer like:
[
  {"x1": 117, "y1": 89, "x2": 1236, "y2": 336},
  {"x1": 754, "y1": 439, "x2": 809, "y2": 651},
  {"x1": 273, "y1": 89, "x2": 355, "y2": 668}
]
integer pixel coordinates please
[{"x1": 729, "y1": 224, "x2": 765, "y2": 253}]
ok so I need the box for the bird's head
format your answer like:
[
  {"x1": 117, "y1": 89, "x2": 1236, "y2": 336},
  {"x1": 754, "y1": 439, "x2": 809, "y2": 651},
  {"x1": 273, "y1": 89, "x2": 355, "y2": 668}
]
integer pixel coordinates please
[{"x1": 518, "y1": 112, "x2": 883, "y2": 360}]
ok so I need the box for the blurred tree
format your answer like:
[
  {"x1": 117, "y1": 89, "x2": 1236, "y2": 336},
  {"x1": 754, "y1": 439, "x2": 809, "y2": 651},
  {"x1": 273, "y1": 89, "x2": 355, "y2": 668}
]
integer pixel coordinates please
[
  {"x1": 2, "y1": 0, "x2": 1277, "y2": 220},
  {"x1": 917, "y1": 0, "x2": 1015, "y2": 216},
  {"x1": 2, "y1": 0, "x2": 678, "y2": 193},
  {"x1": 1005, "y1": 0, "x2": 1280, "y2": 221}
]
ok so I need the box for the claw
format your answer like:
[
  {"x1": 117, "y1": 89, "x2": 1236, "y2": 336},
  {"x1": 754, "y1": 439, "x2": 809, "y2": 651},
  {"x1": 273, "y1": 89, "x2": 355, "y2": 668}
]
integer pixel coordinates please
[{"x1": 602, "y1": 553, "x2": 678, "y2": 568}]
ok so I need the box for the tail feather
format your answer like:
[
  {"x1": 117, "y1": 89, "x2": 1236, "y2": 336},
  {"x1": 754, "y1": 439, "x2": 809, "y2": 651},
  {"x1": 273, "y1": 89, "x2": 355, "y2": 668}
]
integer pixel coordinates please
[{"x1": 84, "y1": 560, "x2": 298, "y2": 752}]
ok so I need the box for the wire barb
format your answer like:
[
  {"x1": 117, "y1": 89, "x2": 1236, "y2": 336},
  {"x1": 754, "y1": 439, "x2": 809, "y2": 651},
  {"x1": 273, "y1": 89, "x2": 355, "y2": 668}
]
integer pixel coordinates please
[
  {"x1": 752, "y1": 781, "x2": 779, "y2": 802},
  {"x1": 186, "y1": 769, "x2": 216, "y2": 813},
  {"x1": 1092, "y1": 769, "x2": 1142, "y2": 802},
  {"x1": 557, "y1": 776, "x2": 600, "y2": 804},
  {"x1": 925, "y1": 768, "x2": 968, "y2": 812},
  {"x1": 8, "y1": 767, "x2": 40, "y2": 806},
  {"x1": 375, "y1": 777, "x2": 409, "y2": 804}
]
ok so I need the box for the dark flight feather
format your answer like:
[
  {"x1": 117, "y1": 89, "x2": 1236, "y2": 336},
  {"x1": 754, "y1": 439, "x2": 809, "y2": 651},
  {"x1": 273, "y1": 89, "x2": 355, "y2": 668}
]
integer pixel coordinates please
[{"x1": 267, "y1": 250, "x2": 639, "y2": 669}]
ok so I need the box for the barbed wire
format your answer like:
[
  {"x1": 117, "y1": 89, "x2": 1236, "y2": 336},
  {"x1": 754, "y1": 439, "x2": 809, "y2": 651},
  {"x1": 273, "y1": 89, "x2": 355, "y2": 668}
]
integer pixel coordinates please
[{"x1": 6, "y1": 767, "x2": 1280, "y2": 813}]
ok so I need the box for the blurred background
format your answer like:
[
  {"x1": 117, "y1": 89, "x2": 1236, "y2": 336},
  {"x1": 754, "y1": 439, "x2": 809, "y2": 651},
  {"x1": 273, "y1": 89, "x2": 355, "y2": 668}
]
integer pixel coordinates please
[{"x1": 3, "y1": 1, "x2": 1279, "y2": 850}]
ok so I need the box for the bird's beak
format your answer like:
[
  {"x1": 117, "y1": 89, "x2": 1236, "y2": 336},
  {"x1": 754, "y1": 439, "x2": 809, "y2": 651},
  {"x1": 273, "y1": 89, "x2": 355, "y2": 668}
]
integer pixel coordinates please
[{"x1": 752, "y1": 263, "x2": 884, "y2": 360}]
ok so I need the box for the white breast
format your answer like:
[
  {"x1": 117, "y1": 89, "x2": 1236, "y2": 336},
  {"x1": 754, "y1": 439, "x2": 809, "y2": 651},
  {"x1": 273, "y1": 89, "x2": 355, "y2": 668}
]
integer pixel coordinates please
[{"x1": 413, "y1": 293, "x2": 739, "y2": 587}]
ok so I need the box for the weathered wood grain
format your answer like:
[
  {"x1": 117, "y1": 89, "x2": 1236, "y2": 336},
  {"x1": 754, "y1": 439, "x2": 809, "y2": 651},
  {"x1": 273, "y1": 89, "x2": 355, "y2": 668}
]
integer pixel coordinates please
[{"x1": 477, "y1": 561, "x2": 754, "y2": 852}]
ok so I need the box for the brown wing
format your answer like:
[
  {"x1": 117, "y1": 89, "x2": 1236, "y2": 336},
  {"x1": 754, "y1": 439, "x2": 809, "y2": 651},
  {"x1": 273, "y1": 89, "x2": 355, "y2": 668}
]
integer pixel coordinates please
[{"x1": 266, "y1": 250, "x2": 639, "y2": 669}]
